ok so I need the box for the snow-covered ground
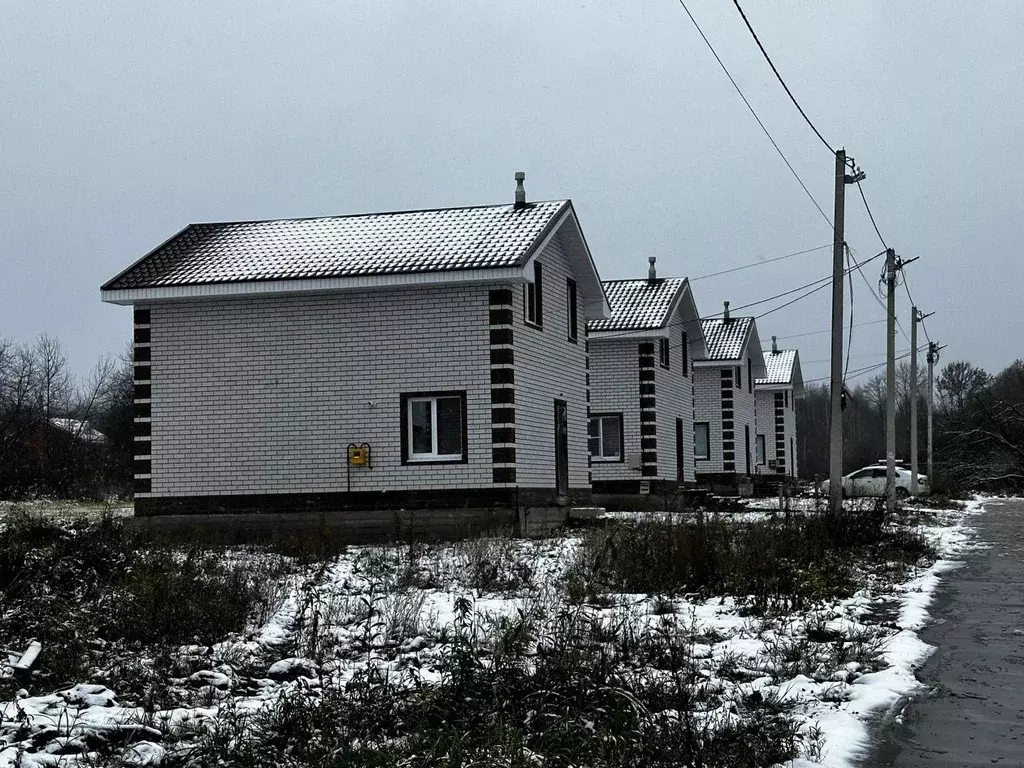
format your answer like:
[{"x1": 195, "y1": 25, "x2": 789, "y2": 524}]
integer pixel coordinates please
[{"x1": 0, "y1": 498, "x2": 989, "y2": 767}]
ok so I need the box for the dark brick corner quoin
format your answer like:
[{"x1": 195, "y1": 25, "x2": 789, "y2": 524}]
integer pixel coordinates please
[
  {"x1": 489, "y1": 287, "x2": 517, "y2": 486},
  {"x1": 638, "y1": 341, "x2": 658, "y2": 478},
  {"x1": 133, "y1": 487, "x2": 593, "y2": 517}
]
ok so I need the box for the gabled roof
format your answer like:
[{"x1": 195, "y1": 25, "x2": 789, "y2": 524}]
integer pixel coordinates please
[
  {"x1": 696, "y1": 316, "x2": 767, "y2": 377},
  {"x1": 588, "y1": 278, "x2": 687, "y2": 332},
  {"x1": 700, "y1": 317, "x2": 753, "y2": 360},
  {"x1": 104, "y1": 201, "x2": 569, "y2": 290},
  {"x1": 100, "y1": 200, "x2": 611, "y2": 318},
  {"x1": 756, "y1": 349, "x2": 803, "y2": 392}
]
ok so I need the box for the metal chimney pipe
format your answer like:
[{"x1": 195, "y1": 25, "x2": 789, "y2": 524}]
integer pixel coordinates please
[
  {"x1": 772, "y1": 335, "x2": 778, "y2": 354},
  {"x1": 648, "y1": 256, "x2": 657, "y2": 284},
  {"x1": 723, "y1": 301, "x2": 730, "y2": 322},
  {"x1": 514, "y1": 172, "x2": 526, "y2": 209}
]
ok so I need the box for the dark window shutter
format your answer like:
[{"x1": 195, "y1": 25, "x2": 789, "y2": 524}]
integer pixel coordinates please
[{"x1": 534, "y1": 262, "x2": 543, "y2": 326}]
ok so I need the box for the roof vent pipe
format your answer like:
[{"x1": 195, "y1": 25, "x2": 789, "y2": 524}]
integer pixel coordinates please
[
  {"x1": 648, "y1": 256, "x2": 657, "y2": 284},
  {"x1": 772, "y1": 335, "x2": 778, "y2": 354},
  {"x1": 723, "y1": 301, "x2": 730, "y2": 322},
  {"x1": 514, "y1": 171, "x2": 526, "y2": 209}
]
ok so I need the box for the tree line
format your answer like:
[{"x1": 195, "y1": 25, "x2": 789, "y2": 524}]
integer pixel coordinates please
[
  {"x1": 0, "y1": 335, "x2": 133, "y2": 498},
  {"x1": 797, "y1": 357, "x2": 1024, "y2": 494}
]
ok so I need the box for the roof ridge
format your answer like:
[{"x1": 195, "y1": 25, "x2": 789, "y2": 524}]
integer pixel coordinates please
[{"x1": 189, "y1": 199, "x2": 569, "y2": 228}]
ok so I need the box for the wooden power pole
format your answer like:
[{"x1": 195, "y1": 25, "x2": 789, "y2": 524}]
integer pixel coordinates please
[{"x1": 829, "y1": 151, "x2": 864, "y2": 515}]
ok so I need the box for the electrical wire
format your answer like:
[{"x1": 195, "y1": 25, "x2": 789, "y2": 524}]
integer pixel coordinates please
[
  {"x1": 763, "y1": 318, "x2": 885, "y2": 342},
  {"x1": 674, "y1": 0, "x2": 833, "y2": 230},
  {"x1": 590, "y1": 251, "x2": 884, "y2": 345},
  {"x1": 754, "y1": 279, "x2": 831, "y2": 320},
  {"x1": 730, "y1": 0, "x2": 835, "y2": 154},
  {"x1": 857, "y1": 180, "x2": 888, "y2": 250},
  {"x1": 690, "y1": 243, "x2": 833, "y2": 282},
  {"x1": 803, "y1": 344, "x2": 929, "y2": 384},
  {"x1": 903, "y1": 278, "x2": 933, "y2": 344},
  {"x1": 843, "y1": 244, "x2": 854, "y2": 383}
]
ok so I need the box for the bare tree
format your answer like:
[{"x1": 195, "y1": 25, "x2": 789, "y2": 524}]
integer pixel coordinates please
[{"x1": 937, "y1": 360, "x2": 992, "y2": 413}]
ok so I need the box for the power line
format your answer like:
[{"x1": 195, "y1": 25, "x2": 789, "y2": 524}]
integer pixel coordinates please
[
  {"x1": 856, "y1": 180, "x2": 888, "y2": 250},
  {"x1": 764, "y1": 318, "x2": 886, "y2": 342},
  {"x1": 903, "y1": 277, "x2": 933, "y2": 344},
  {"x1": 844, "y1": 244, "x2": 854, "y2": 383},
  {"x1": 802, "y1": 348, "x2": 913, "y2": 366},
  {"x1": 755, "y1": 278, "x2": 831, "y2": 320},
  {"x1": 803, "y1": 344, "x2": 929, "y2": 384},
  {"x1": 591, "y1": 251, "x2": 884, "y2": 344},
  {"x1": 730, "y1": 0, "x2": 835, "y2": 154},
  {"x1": 674, "y1": 0, "x2": 833, "y2": 230},
  {"x1": 690, "y1": 243, "x2": 833, "y2": 282},
  {"x1": 849, "y1": 246, "x2": 911, "y2": 345}
]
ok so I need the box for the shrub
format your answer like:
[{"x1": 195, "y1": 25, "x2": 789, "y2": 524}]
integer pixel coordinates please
[
  {"x1": 0, "y1": 512, "x2": 288, "y2": 695},
  {"x1": 570, "y1": 505, "x2": 933, "y2": 614}
]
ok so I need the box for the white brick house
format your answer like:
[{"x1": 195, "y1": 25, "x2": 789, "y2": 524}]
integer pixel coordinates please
[
  {"x1": 693, "y1": 307, "x2": 766, "y2": 487},
  {"x1": 754, "y1": 338, "x2": 803, "y2": 478},
  {"x1": 100, "y1": 185, "x2": 610, "y2": 516},
  {"x1": 586, "y1": 261, "x2": 706, "y2": 494}
]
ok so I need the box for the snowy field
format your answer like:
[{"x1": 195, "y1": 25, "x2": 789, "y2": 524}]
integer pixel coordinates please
[{"x1": 0, "y1": 497, "x2": 988, "y2": 767}]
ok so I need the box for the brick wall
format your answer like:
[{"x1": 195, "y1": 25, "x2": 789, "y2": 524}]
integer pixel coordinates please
[
  {"x1": 508, "y1": 233, "x2": 590, "y2": 492},
  {"x1": 754, "y1": 387, "x2": 799, "y2": 478},
  {"x1": 141, "y1": 234, "x2": 590, "y2": 503},
  {"x1": 654, "y1": 317, "x2": 694, "y2": 483},
  {"x1": 589, "y1": 339, "x2": 641, "y2": 482},
  {"x1": 693, "y1": 354, "x2": 757, "y2": 478}
]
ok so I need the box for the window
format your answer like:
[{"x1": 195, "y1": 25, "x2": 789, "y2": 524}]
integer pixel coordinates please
[
  {"x1": 659, "y1": 338, "x2": 670, "y2": 369},
  {"x1": 756, "y1": 434, "x2": 766, "y2": 465},
  {"x1": 588, "y1": 414, "x2": 623, "y2": 461},
  {"x1": 785, "y1": 390, "x2": 790, "y2": 409},
  {"x1": 747, "y1": 358, "x2": 753, "y2": 393},
  {"x1": 401, "y1": 392, "x2": 467, "y2": 463},
  {"x1": 694, "y1": 422, "x2": 710, "y2": 460},
  {"x1": 566, "y1": 278, "x2": 578, "y2": 342},
  {"x1": 682, "y1": 332, "x2": 688, "y2": 376},
  {"x1": 525, "y1": 261, "x2": 543, "y2": 326},
  {"x1": 735, "y1": 365, "x2": 742, "y2": 390}
]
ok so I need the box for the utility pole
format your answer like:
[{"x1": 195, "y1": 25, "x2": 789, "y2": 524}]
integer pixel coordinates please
[
  {"x1": 884, "y1": 248, "x2": 898, "y2": 516},
  {"x1": 910, "y1": 308, "x2": 934, "y2": 496},
  {"x1": 829, "y1": 150, "x2": 864, "y2": 515},
  {"x1": 927, "y1": 341, "x2": 942, "y2": 481}
]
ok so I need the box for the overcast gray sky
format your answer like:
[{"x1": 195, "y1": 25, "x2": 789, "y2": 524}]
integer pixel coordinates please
[{"x1": 2, "y1": 1, "x2": 1020, "y2": 384}]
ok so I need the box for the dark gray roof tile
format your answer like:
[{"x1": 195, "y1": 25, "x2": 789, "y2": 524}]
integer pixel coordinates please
[{"x1": 103, "y1": 200, "x2": 569, "y2": 290}]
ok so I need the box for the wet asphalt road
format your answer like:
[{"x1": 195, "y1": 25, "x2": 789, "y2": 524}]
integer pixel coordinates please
[{"x1": 869, "y1": 498, "x2": 1024, "y2": 767}]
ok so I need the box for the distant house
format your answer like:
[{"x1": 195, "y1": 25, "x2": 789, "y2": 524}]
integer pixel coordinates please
[
  {"x1": 693, "y1": 306, "x2": 767, "y2": 489},
  {"x1": 100, "y1": 177, "x2": 610, "y2": 516},
  {"x1": 754, "y1": 337, "x2": 803, "y2": 478},
  {"x1": 586, "y1": 260, "x2": 706, "y2": 494}
]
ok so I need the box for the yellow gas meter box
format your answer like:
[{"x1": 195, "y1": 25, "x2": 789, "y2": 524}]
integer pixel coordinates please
[{"x1": 348, "y1": 446, "x2": 367, "y2": 466}]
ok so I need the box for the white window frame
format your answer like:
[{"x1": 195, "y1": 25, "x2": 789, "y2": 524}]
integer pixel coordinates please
[
  {"x1": 756, "y1": 434, "x2": 766, "y2": 465},
  {"x1": 405, "y1": 394, "x2": 464, "y2": 462},
  {"x1": 588, "y1": 413, "x2": 623, "y2": 462},
  {"x1": 525, "y1": 261, "x2": 543, "y2": 327},
  {"x1": 694, "y1": 422, "x2": 710, "y2": 460},
  {"x1": 659, "y1": 338, "x2": 670, "y2": 369}
]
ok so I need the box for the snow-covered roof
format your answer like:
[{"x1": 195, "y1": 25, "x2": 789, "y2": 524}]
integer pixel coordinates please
[
  {"x1": 756, "y1": 349, "x2": 803, "y2": 393},
  {"x1": 700, "y1": 317, "x2": 753, "y2": 360},
  {"x1": 758, "y1": 350, "x2": 797, "y2": 384},
  {"x1": 48, "y1": 418, "x2": 107, "y2": 443},
  {"x1": 104, "y1": 200, "x2": 570, "y2": 289},
  {"x1": 588, "y1": 278, "x2": 688, "y2": 332}
]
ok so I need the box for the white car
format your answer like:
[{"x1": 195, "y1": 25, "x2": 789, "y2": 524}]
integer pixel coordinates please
[{"x1": 821, "y1": 465, "x2": 929, "y2": 498}]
